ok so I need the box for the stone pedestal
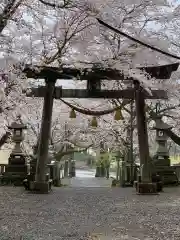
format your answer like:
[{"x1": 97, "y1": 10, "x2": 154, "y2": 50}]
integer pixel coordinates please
[
  {"x1": 95, "y1": 165, "x2": 106, "y2": 177},
  {"x1": 69, "y1": 160, "x2": 76, "y2": 177},
  {"x1": 53, "y1": 161, "x2": 61, "y2": 187},
  {"x1": 134, "y1": 173, "x2": 163, "y2": 193},
  {"x1": 95, "y1": 166, "x2": 101, "y2": 177},
  {"x1": 27, "y1": 157, "x2": 37, "y2": 181},
  {"x1": 30, "y1": 181, "x2": 52, "y2": 193},
  {"x1": 23, "y1": 157, "x2": 53, "y2": 191},
  {"x1": 64, "y1": 160, "x2": 69, "y2": 177},
  {"x1": 100, "y1": 164, "x2": 106, "y2": 177},
  {"x1": 61, "y1": 177, "x2": 71, "y2": 186},
  {"x1": 48, "y1": 163, "x2": 55, "y2": 180},
  {"x1": 106, "y1": 167, "x2": 109, "y2": 179},
  {"x1": 120, "y1": 162, "x2": 138, "y2": 187},
  {"x1": 136, "y1": 182, "x2": 158, "y2": 195}
]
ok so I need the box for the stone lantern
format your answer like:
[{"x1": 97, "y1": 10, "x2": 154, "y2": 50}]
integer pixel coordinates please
[
  {"x1": 2, "y1": 121, "x2": 28, "y2": 185},
  {"x1": 152, "y1": 117, "x2": 178, "y2": 185},
  {"x1": 153, "y1": 117, "x2": 171, "y2": 166},
  {"x1": 9, "y1": 122, "x2": 26, "y2": 151}
]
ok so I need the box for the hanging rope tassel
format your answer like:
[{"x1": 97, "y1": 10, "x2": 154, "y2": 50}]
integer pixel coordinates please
[
  {"x1": 114, "y1": 109, "x2": 124, "y2": 121},
  {"x1": 69, "y1": 109, "x2": 76, "y2": 118},
  {"x1": 91, "y1": 117, "x2": 98, "y2": 127}
]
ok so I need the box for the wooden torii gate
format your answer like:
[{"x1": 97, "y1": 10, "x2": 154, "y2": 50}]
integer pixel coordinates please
[{"x1": 23, "y1": 62, "x2": 179, "y2": 193}]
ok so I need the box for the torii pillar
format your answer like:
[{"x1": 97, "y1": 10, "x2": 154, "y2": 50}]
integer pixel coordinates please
[
  {"x1": 134, "y1": 81, "x2": 153, "y2": 192},
  {"x1": 34, "y1": 77, "x2": 56, "y2": 192}
]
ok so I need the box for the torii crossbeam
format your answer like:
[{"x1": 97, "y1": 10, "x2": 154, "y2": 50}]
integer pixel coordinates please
[{"x1": 23, "y1": 62, "x2": 179, "y2": 194}]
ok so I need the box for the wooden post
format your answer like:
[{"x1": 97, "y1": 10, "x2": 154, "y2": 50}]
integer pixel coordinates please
[
  {"x1": 134, "y1": 81, "x2": 151, "y2": 183},
  {"x1": 35, "y1": 78, "x2": 56, "y2": 189}
]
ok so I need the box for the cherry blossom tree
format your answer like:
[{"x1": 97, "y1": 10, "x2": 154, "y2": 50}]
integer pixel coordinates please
[
  {"x1": 0, "y1": 0, "x2": 30, "y2": 147},
  {"x1": 1, "y1": 0, "x2": 180, "y2": 157}
]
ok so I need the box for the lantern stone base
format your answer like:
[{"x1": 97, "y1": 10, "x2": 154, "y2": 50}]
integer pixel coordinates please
[
  {"x1": 0, "y1": 174, "x2": 26, "y2": 186},
  {"x1": 0, "y1": 159, "x2": 28, "y2": 186},
  {"x1": 135, "y1": 182, "x2": 158, "y2": 195},
  {"x1": 153, "y1": 166, "x2": 178, "y2": 185},
  {"x1": 53, "y1": 178, "x2": 61, "y2": 187}
]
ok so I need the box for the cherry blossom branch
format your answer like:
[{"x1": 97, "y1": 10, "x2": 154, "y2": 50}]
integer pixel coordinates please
[
  {"x1": 97, "y1": 18, "x2": 180, "y2": 60},
  {"x1": 54, "y1": 144, "x2": 93, "y2": 161},
  {"x1": 0, "y1": 0, "x2": 23, "y2": 33}
]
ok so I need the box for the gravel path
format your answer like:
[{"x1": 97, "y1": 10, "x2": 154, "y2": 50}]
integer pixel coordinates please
[
  {"x1": 70, "y1": 177, "x2": 112, "y2": 187},
  {"x1": 0, "y1": 185, "x2": 180, "y2": 239}
]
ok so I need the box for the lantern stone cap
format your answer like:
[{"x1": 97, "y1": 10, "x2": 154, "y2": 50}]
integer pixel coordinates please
[
  {"x1": 47, "y1": 163, "x2": 54, "y2": 166},
  {"x1": 8, "y1": 122, "x2": 27, "y2": 130},
  {"x1": 153, "y1": 118, "x2": 172, "y2": 130},
  {"x1": 10, "y1": 152, "x2": 25, "y2": 156}
]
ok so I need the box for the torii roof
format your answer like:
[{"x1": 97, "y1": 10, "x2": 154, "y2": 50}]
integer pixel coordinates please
[
  {"x1": 153, "y1": 118, "x2": 172, "y2": 130},
  {"x1": 23, "y1": 62, "x2": 179, "y2": 81}
]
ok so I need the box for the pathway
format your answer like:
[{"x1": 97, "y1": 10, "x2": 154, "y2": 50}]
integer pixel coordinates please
[
  {"x1": 70, "y1": 169, "x2": 116, "y2": 188},
  {"x1": 70, "y1": 177, "x2": 112, "y2": 188},
  {"x1": 0, "y1": 169, "x2": 179, "y2": 239},
  {"x1": 0, "y1": 186, "x2": 180, "y2": 239}
]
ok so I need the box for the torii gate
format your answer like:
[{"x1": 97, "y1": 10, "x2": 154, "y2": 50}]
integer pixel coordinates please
[{"x1": 23, "y1": 62, "x2": 179, "y2": 193}]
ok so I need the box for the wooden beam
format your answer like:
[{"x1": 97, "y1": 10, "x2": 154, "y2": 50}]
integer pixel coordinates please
[
  {"x1": 23, "y1": 66, "x2": 133, "y2": 81},
  {"x1": 25, "y1": 87, "x2": 168, "y2": 99}
]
